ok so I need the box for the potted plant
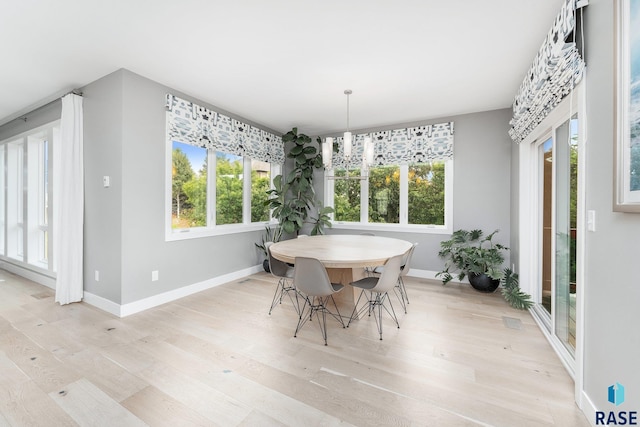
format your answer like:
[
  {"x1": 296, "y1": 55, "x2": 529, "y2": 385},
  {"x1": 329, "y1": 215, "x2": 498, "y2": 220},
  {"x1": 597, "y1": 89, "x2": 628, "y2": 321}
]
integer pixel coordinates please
[
  {"x1": 436, "y1": 229, "x2": 507, "y2": 292},
  {"x1": 255, "y1": 225, "x2": 282, "y2": 272},
  {"x1": 266, "y1": 128, "x2": 333, "y2": 236},
  {"x1": 500, "y1": 268, "x2": 533, "y2": 310},
  {"x1": 436, "y1": 229, "x2": 533, "y2": 309}
]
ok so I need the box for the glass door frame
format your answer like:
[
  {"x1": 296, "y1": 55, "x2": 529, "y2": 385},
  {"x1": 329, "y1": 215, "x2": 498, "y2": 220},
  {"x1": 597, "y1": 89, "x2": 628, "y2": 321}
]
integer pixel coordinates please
[{"x1": 516, "y1": 80, "x2": 586, "y2": 406}]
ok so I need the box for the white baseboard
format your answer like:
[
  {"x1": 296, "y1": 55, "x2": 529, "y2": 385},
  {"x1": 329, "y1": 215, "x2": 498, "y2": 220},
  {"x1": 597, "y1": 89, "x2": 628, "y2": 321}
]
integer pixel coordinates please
[
  {"x1": 580, "y1": 391, "x2": 597, "y2": 427},
  {"x1": 84, "y1": 264, "x2": 264, "y2": 318},
  {"x1": 406, "y1": 268, "x2": 464, "y2": 284},
  {"x1": 82, "y1": 291, "x2": 122, "y2": 317},
  {"x1": 0, "y1": 261, "x2": 56, "y2": 289}
]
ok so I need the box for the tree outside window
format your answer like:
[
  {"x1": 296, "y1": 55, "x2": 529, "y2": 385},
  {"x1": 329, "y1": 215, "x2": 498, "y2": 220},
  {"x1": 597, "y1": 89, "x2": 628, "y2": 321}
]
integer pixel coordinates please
[
  {"x1": 408, "y1": 162, "x2": 445, "y2": 225},
  {"x1": 369, "y1": 165, "x2": 400, "y2": 224}
]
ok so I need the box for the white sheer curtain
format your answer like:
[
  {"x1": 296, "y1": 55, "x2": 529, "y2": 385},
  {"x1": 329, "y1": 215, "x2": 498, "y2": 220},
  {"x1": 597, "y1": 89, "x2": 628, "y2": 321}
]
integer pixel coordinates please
[{"x1": 54, "y1": 94, "x2": 84, "y2": 305}]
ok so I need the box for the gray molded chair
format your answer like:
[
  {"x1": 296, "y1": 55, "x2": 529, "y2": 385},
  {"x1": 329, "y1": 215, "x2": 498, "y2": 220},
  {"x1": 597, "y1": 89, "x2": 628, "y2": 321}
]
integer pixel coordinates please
[
  {"x1": 348, "y1": 254, "x2": 403, "y2": 340},
  {"x1": 373, "y1": 242, "x2": 418, "y2": 313},
  {"x1": 266, "y1": 242, "x2": 300, "y2": 315},
  {"x1": 293, "y1": 256, "x2": 345, "y2": 345}
]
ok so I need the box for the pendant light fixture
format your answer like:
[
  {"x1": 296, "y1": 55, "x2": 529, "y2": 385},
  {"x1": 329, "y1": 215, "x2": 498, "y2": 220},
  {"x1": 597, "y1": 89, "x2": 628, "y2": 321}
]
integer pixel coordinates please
[{"x1": 323, "y1": 90, "x2": 374, "y2": 180}]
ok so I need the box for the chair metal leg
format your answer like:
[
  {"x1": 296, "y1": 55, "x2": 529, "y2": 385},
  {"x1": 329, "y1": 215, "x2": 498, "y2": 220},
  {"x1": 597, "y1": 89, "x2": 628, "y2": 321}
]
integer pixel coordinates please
[
  {"x1": 349, "y1": 290, "x2": 400, "y2": 340},
  {"x1": 294, "y1": 295, "x2": 343, "y2": 345},
  {"x1": 268, "y1": 278, "x2": 286, "y2": 315},
  {"x1": 347, "y1": 288, "x2": 371, "y2": 327},
  {"x1": 294, "y1": 297, "x2": 312, "y2": 337},
  {"x1": 399, "y1": 276, "x2": 409, "y2": 305},
  {"x1": 393, "y1": 279, "x2": 408, "y2": 314},
  {"x1": 328, "y1": 295, "x2": 346, "y2": 328},
  {"x1": 269, "y1": 278, "x2": 301, "y2": 315}
]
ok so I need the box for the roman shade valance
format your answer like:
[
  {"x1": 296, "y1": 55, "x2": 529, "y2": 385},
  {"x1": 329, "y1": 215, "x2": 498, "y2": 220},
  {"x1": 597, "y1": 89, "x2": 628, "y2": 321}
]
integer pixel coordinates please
[
  {"x1": 330, "y1": 121, "x2": 454, "y2": 169},
  {"x1": 509, "y1": 0, "x2": 586, "y2": 144},
  {"x1": 165, "y1": 94, "x2": 285, "y2": 164}
]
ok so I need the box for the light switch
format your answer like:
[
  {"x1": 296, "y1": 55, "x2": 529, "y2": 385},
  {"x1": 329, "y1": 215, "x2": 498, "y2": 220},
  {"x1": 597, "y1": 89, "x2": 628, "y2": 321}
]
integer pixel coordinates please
[
  {"x1": 587, "y1": 210, "x2": 596, "y2": 232},
  {"x1": 103, "y1": 176, "x2": 110, "y2": 187}
]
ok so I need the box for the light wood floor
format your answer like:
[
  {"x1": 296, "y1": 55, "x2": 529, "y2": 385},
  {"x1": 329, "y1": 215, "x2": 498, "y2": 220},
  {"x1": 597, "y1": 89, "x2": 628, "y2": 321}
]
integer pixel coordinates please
[{"x1": 0, "y1": 269, "x2": 589, "y2": 426}]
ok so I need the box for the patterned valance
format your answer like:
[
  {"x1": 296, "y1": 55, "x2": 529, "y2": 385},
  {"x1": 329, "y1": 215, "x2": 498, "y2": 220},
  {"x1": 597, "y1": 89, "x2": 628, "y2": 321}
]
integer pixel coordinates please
[
  {"x1": 331, "y1": 122, "x2": 454, "y2": 169},
  {"x1": 509, "y1": 0, "x2": 586, "y2": 144},
  {"x1": 165, "y1": 94, "x2": 285, "y2": 164}
]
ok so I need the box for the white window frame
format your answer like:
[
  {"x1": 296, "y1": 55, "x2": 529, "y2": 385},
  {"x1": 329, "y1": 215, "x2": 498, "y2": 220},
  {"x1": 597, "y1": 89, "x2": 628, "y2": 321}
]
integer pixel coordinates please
[
  {"x1": 165, "y1": 141, "x2": 280, "y2": 241},
  {"x1": 324, "y1": 160, "x2": 453, "y2": 234},
  {"x1": 0, "y1": 121, "x2": 58, "y2": 276}
]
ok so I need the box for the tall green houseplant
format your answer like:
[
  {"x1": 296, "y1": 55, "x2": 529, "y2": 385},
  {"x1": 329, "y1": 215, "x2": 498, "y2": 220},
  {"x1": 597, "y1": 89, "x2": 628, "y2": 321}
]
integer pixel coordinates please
[{"x1": 267, "y1": 128, "x2": 333, "y2": 235}]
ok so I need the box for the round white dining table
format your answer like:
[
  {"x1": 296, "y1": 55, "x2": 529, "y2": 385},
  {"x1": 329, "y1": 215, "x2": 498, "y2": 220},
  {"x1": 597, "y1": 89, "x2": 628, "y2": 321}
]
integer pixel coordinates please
[
  {"x1": 269, "y1": 234, "x2": 412, "y2": 269},
  {"x1": 269, "y1": 234, "x2": 412, "y2": 316}
]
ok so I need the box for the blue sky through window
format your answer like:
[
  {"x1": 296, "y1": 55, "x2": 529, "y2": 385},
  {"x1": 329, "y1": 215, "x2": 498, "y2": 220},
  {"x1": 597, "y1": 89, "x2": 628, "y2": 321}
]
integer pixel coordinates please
[{"x1": 173, "y1": 141, "x2": 206, "y2": 175}]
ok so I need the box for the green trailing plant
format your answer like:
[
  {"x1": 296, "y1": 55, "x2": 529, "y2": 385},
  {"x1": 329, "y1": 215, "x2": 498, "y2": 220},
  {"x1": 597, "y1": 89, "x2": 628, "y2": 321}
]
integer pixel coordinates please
[
  {"x1": 436, "y1": 229, "x2": 507, "y2": 284},
  {"x1": 500, "y1": 268, "x2": 533, "y2": 310},
  {"x1": 266, "y1": 128, "x2": 334, "y2": 235}
]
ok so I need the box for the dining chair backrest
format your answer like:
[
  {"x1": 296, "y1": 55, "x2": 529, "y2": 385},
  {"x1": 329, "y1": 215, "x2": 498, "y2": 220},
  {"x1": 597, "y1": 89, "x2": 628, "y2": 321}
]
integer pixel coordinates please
[
  {"x1": 266, "y1": 242, "x2": 290, "y2": 278},
  {"x1": 372, "y1": 254, "x2": 404, "y2": 293},
  {"x1": 293, "y1": 257, "x2": 335, "y2": 297},
  {"x1": 400, "y1": 243, "x2": 418, "y2": 278}
]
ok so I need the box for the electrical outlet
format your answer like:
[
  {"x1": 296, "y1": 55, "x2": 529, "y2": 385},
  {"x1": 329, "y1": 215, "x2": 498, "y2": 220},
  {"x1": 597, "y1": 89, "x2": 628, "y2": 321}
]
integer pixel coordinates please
[
  {"x1": 587, "y1": 210, "x2": 596, "y2": 232},
  {"x1": 95, "y1": 270, "x2": 100, "y2": 282},
  {"x1": 151, "y1": 270, "x2": 159, "y2": 281}
]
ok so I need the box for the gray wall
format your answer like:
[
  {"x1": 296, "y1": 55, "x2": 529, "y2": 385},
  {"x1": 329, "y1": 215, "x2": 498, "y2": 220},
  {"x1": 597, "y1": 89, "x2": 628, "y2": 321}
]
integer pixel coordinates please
[
  {"x1": 82, "y1": 69, "x2": 278, "y2": 305},
  {"x1": 582, "y1": 0, "x2": 640, "y2": 411},
  {"x1": 321, "y1": 108, "x2": 513, "y2": 273},
  {"x1": 83, "y1": 71, "x2": 124, "y2": 303}
]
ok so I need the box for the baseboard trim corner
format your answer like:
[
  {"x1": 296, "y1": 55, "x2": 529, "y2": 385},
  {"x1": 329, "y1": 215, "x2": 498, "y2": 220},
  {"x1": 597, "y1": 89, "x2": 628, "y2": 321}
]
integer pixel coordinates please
[{"x1": 82, "y1": 264, "x2": 264, "y2": 318}]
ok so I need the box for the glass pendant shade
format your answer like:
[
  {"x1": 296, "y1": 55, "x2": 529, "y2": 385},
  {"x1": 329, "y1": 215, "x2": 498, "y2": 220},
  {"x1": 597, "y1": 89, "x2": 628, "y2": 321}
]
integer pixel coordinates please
[
  {"x1": 364, "y1": 136, "x2": 374, "y2": 166},
  {"x1": 343, "y1": 131, "x2": 352, "y2": 158},
  {"x1": 323, "y1": 137, "x2": 333, "y2": 169}
]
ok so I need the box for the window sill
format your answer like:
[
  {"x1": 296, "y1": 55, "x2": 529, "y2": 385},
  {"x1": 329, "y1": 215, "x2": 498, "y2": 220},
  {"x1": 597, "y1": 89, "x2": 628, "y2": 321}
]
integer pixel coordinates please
[
  {"x1": 165, "y1": 222, "x2": 275, "y2": 242},
  {"x1": 330, "y1": 222, "x2": 451, "y2": 235}
]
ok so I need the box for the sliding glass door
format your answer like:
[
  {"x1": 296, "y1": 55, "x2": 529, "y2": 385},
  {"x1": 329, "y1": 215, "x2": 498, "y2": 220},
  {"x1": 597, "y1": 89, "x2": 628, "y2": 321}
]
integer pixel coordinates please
[{"x1": 536, "y1": 115, "x2": 578, "y2": 356}]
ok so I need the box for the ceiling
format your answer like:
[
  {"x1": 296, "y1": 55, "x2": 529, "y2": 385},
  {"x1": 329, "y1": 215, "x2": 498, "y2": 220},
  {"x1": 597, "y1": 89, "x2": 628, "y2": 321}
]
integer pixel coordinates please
[{"x1": 1, "y1": 0, "x2": 564, "y2": 136}]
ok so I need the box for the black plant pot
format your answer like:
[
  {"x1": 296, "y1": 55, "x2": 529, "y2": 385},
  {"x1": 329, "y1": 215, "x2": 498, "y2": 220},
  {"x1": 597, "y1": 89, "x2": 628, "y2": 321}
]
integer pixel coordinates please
[
  {"x1": 468, "y1": 272, "x2": 500, "y2": 293},
  {"x1": 263, "y1": 259, "x2": 270, "y2": 273}
]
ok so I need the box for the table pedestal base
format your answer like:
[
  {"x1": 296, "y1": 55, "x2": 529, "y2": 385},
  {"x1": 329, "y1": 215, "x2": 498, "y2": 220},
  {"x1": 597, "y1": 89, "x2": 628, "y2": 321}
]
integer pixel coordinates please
[{"x1": 327, "y1": 267, "x2": 368, "y2": 320}]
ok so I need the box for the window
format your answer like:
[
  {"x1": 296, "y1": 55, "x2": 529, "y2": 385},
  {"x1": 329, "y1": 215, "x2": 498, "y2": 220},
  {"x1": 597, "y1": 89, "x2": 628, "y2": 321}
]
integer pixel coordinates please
[
  {"x1": 333, "y1": 169, "x2": 361, "y2": 222},
  {"x1": 168, "y1": 142, "x2": 279, "y2": 239},
  {"x1": 369, "y1": 165, "x2": 400, "y2": 224},
  {"x1": 215, "y1": 152, "x2": 243, "y2": 225},
  {"x1": 322, "y1": 121, "x2": 454, "y2": 232},
  {"x1": 166, "y1": 94, "x2": 284, "y2": 240},
  {"x1": 250, "y1": 159, "x2": 271, "y2": 223},
  {"x1": 408, "y1": 162, "x2": 446, "y2": 226},
  {"x1": 325, "y1": 160, "x2": 452, "y2": 232},
  {"x1": 0, "y1": 121, "x2": 58, "y2": 273},
  {"x1": 172, "y1": 142, "x2": 207, "y2": 229}
]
